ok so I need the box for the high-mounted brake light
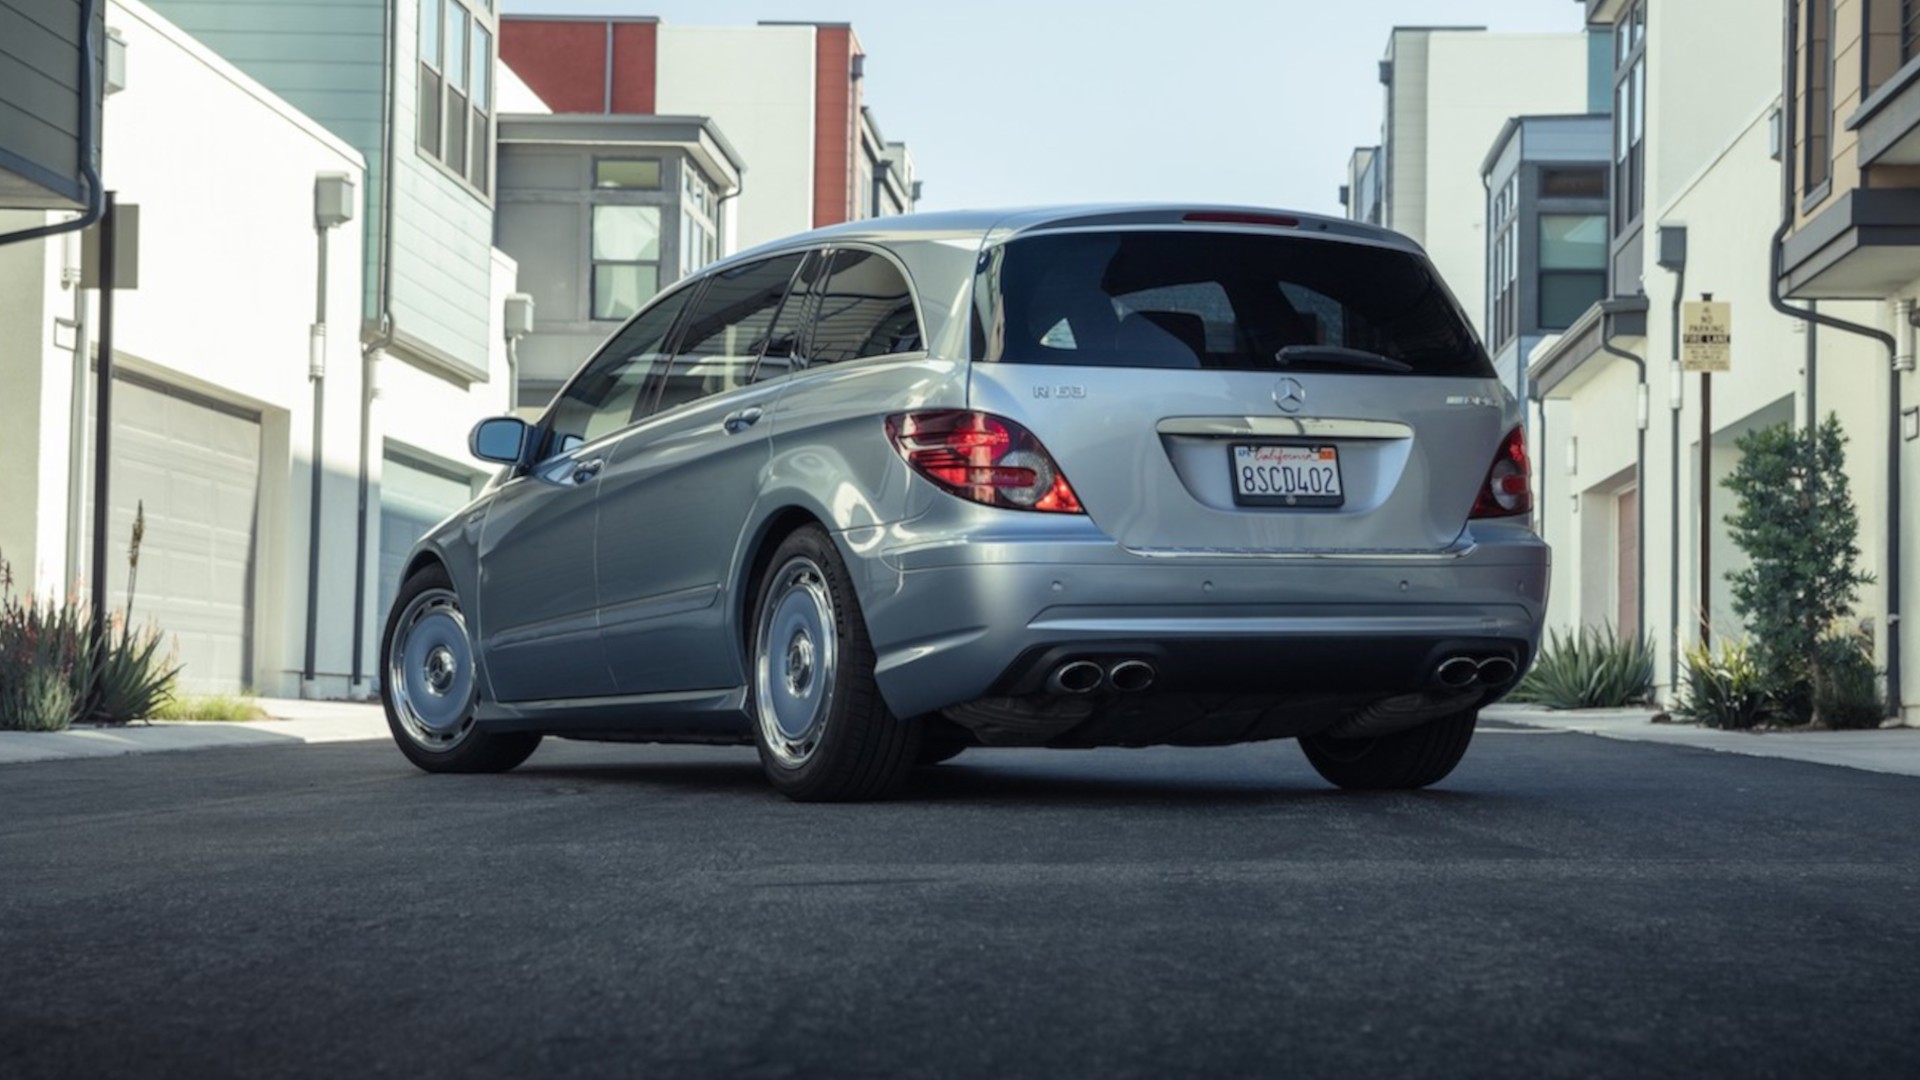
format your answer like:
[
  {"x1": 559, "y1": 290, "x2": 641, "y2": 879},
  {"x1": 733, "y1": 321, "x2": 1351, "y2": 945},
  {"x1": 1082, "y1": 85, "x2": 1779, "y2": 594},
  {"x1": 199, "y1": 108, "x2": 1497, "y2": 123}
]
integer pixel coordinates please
[
  {"x1": 885, "y1": 411, "x2": 1085, "y2": 514},
  {"x1": 1471, "y1": 427, "x2": 1533, "y2": 520},
  {"x1": 1182, "y1": 211, "x2": 1300, "y2": 228}
]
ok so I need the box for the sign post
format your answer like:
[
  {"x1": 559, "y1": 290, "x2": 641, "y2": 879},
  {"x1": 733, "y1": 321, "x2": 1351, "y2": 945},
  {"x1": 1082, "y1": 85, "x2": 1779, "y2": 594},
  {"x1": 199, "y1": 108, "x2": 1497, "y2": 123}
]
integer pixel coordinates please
[{"x1": 1682, "y1": 296, "x2": 1732, "y2": 648}]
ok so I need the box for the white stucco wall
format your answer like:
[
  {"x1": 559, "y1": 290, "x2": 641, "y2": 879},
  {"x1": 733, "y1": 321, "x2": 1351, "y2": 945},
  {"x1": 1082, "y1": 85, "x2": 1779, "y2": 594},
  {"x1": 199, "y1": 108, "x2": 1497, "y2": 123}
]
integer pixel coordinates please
[
  {"x1": 1421, "y1": 32, "x2": 1589, "y2": 342},
  {"x1": 1540, "y1": 8, "x2": 1894, "y2": 707},
  {"x1": 654, "y1": 24, "x2": 816, "y2": 251}
]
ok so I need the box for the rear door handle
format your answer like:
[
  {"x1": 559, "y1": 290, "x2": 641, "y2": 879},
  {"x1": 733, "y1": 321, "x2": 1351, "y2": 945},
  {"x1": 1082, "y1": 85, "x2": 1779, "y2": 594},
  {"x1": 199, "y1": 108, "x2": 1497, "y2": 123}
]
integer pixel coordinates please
[
  {"x1": 722, "y1": 407, "x2": 764, "y2": 435},
  {"x1": 571, "y1": 458, "x2": 603, "y2": 485}
]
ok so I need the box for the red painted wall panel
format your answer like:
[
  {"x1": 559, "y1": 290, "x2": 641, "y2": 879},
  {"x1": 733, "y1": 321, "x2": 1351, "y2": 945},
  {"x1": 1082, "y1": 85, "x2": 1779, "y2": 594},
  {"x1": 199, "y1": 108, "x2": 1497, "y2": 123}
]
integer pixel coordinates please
[
  {"x1": 812, "y1": 27, "x2": 857, "y2": 228},
  {"x1": 500, "y1": 20, "x2": 608, "y2": 114},
  {"x1": 610, "y1": 22, "x2": 658, "y2": 114}
]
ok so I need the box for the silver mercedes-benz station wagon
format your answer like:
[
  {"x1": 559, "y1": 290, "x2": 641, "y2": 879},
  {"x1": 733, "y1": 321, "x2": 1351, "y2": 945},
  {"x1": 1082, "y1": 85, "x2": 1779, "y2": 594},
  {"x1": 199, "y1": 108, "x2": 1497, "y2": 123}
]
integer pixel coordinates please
[{"x1": 381, "y1": 205, "x2": 1549, "y2": 801}]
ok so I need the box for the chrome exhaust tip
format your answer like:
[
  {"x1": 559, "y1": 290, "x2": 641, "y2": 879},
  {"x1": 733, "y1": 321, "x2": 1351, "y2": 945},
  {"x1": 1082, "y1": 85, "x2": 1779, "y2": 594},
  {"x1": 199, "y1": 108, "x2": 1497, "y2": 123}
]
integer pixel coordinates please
[
  {"x1": 1476, "y1": 657, "x2": 1518, "y2": 686},
  {"x1": 1435, "y1": 657, "x2": 1479, "y2": 689},
  {"x1": 1107, "y1": 659, "x2": 1157, "y2": 693},
  {"x1": 1047, "y1": 660, "x2": 1105, "y2": 695}
]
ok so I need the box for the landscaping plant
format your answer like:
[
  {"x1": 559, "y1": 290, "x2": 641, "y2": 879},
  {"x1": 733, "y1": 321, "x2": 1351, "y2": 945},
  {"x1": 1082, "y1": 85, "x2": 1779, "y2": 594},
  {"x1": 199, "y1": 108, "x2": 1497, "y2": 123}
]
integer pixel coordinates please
[
  {"x1": 0, "y1": 519, "x2": 180, "y2": 731},
  {"x1": 1722, "y1": 417, "x2": 1875, "y2": 726},
  {"x1": 0, "y1": 554, "x2": 91, "y2": 732},
  {"x1": 1510, "y1": 622, "x2": 1655, "y2": 709},
  {"x1": 1674, "y1": 640, "x2": 1773, "y2": 730}
]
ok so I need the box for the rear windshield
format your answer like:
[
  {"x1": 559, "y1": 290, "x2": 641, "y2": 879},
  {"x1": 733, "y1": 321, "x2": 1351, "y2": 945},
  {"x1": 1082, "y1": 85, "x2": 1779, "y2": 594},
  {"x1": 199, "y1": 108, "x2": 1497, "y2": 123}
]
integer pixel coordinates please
[{"x1": 979, "y1": 230, "x2": 1493, "y2": 377}]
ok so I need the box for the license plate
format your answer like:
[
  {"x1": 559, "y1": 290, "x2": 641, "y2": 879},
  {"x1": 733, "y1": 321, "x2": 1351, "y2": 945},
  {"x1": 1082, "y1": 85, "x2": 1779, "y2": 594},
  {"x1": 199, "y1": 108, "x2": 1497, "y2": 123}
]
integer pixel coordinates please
[{"x1": 1230, "y1": 444, "x2": 1343, "y2": 507}]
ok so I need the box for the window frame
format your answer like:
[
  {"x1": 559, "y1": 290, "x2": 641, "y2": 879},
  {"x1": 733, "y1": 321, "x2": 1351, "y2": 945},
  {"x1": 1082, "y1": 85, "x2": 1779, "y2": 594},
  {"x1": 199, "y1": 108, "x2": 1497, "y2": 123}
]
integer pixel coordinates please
[
  {"x1": 798, "y1": 244, "x2": 928, "y2": 370},
  {"x1": 1802, "y1": 0, "x2": 1836, "y2": 204},
  {"x1": 589, "y1": 204, "x2": 667, "y2": 324},
  {"x1": 1610, "y1": 3, "x2": 1647, "y2": 240},
  {"x1": 648, "y1": 253, "x2": 811, "y2": 417},
  {"x1": 416, "y1": 0, "x2": 495, "y2": 198},
  {"x1": 535, "y1": 279, "x2": 702, "y2": 461}
]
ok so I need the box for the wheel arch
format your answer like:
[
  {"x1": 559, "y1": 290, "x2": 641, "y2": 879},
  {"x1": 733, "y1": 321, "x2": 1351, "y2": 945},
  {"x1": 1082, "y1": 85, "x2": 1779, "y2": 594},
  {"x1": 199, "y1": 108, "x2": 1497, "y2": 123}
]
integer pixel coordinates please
[{"x1": 735, "y1": 505, "x2": 829, "y2": 654}]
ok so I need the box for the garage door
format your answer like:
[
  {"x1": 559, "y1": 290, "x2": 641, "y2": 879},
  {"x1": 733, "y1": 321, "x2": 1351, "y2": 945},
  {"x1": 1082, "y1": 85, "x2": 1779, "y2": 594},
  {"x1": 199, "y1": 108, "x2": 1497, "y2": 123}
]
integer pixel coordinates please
[
  {"x1": 377, "y1": 450, "x2": 479, "y2": 632},
  {"x1": 93, "y1": 374, "x2": 262, "y2": 695}
]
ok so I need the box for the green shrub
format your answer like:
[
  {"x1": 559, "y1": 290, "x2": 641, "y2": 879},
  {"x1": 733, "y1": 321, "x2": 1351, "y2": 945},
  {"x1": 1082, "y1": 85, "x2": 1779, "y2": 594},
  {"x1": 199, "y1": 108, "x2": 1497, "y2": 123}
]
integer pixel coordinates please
[
  {"x1": 1511, "y1": 623, "x2": 1655, "y2": 709},
  {"x1": 1808, "y1": 632, "x2": 1884, "y2": 730},
  {"x1": 1675, "y1": 641, "x2": 1774, "y2": 730},
  {"x1": 153, "y1": 693, "x2": 265, "y2": 722},
  {"x1": 1723, "y1": 417, "x2": 1872, "y2": 727}
]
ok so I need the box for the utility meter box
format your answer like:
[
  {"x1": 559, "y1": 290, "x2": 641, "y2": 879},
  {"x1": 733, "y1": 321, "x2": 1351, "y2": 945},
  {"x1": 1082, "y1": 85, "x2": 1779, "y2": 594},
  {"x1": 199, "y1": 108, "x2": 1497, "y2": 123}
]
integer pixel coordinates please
[{"x1": 315, "y1": 172, "x2": 356, "y2": 229}]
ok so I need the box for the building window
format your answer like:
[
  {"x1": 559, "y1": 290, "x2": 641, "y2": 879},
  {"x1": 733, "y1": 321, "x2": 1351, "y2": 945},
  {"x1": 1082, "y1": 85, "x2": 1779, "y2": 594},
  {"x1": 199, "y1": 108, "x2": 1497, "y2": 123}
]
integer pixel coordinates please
[
  {"x1": 1540, "y1": 168, "x2": 1606, "y2": 198},
  {"x1": 1538, "y1": 214, "x2": 1607, "y2": 329},
  {"x1": 1804, "y1": 0, "x2": 1833, "y2": 196},
  {"x1": 417, "y1": 0, "x2": 492, "y2": 194},
  {"x1": 1905, "y1": 0, "x2": 1920, "y2": 63},
  {"x1": 1612, "y1": 3, "x2": 1646, "y2": 236},
  {"x1": 1487, "y1": 173, "x2": 1519, "y2": 349},
  {"x1": 680, "y1": 166, "x2": 717, "y2": 277},
  {"x1": 595, "y1": 159, "x2": 663, "y2": 190},
  {"x1": 592, "y1": 205, "x2": 662, "y2": 322}
]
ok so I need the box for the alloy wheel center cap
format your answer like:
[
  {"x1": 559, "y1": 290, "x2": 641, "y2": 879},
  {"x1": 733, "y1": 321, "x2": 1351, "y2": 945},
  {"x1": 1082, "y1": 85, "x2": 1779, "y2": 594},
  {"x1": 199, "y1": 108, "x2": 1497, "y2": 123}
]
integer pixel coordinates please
[
  {"x1": 785, "y1": 632, "x2": 815, "y2": 697},
  {"x1": 425, "y1": 646, "x2": 456, "y2": 696}
]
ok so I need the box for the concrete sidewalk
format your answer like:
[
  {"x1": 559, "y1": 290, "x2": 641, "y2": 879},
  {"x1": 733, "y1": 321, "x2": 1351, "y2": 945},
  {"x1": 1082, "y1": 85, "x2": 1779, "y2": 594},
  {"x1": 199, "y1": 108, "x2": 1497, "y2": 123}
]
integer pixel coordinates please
[
  {"x1": 0, "y1": 698, "x2": 387, "y2": 765},
  {"x1": 1485, "y1": 703, "x2": 1920, "y2": 778}
]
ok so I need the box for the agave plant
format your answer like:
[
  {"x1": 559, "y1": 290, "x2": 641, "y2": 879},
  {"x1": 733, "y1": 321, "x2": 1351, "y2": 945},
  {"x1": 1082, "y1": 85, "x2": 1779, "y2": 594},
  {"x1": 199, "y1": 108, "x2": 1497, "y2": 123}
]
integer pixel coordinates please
[
  {"x1": 85, "y1": 615, "x2": 179, "y2": 725},
  {"x1": 1510, "y1": 623, "x2": 1655, "y2": 710}
]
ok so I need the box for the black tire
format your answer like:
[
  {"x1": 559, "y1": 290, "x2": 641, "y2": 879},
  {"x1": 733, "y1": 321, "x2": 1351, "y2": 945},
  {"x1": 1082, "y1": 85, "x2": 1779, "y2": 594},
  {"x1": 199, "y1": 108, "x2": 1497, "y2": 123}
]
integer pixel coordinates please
[
  {"x1": 381, "y1": 563, "x2": 541, "y2": 774},
  {"x1": 1298, "y1": 710, "x2": 1477, "y2": 790},
  {"x1": 916, "y1": 740, "x2": 968, "y2": 767},
  {"x1": 748, "y1": 525, "x2": 920, "y2": 801}
]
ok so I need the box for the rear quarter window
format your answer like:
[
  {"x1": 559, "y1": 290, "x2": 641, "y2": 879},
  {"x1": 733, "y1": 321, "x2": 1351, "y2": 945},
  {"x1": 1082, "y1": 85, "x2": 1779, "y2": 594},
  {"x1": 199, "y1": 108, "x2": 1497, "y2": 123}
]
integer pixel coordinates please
[{"x1": 979, "y1": 230, "x2": 1494, "y2": 378}]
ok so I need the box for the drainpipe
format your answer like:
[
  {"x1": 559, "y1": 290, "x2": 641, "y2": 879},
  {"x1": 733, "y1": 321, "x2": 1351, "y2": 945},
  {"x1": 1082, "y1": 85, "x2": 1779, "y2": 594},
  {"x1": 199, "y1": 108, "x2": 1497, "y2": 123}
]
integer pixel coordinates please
[
  {"x1": 0, "y1": 0, "x2": 104, "y2": 249},
  {"x1": 1598, "y1": 308, "x2": 1648, "y2": 648},
  {"x1": 1658, "y1": 232, "x2": 1686, "y2": 695},
  {"x1": 351, "y1": 0, "x2": 403, "y2": 696},
  {"x1": 303, "y1": 174, "x2": 354, "y2": 694},
  {"x1": 1769, "y1": 5, "x2": 1902, "y2": 720}
]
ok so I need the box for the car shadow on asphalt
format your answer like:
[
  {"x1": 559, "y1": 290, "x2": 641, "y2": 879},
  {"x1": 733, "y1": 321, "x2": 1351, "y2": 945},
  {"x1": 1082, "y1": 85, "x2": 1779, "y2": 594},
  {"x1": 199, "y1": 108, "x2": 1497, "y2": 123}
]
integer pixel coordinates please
[{"x1": 505, "y1": 749, "x2": 1500, "y2": 809}]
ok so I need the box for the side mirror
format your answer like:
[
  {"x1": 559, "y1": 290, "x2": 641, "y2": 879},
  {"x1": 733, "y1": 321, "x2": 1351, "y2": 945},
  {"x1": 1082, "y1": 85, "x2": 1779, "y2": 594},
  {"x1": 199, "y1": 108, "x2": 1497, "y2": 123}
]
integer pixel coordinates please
[{"x1": 469, "y1": 416, "x2": 529, "y2": 465}]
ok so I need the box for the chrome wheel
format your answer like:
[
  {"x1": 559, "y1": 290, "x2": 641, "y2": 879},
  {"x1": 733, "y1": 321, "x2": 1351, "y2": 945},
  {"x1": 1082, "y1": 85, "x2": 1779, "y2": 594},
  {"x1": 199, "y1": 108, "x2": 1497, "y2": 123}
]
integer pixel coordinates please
[
  {"x1": 387, "y1": 587, "x2": 477, "y2": 752},
  {"x1": 754, "y1": 556, "x2": 839, "y2": 769}
]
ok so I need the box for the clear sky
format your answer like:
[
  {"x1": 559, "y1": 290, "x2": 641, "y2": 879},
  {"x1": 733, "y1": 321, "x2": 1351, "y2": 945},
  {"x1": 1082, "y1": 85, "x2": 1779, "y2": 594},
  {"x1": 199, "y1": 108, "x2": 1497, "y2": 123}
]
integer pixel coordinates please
[{"x1": 504, "y1": 1, "x2": 1588, "y2": 215}]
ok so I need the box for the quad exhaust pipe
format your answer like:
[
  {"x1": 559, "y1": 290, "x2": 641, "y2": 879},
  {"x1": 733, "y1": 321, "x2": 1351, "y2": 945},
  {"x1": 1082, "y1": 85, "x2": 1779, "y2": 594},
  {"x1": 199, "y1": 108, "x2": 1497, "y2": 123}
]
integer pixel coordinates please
[
  {"x1": 1044, "y1": 659, "x2": 1158, "y2": 694},
  {"x1": 1107, "y1": 660, "x2": 1156, "y2": 693},
  {"x1": 1046, "y1": 660, "x2": 1105, "y2": 694},
  {"x1": 1436, "y1": 655, "x2": 1518, "y2": 689}
]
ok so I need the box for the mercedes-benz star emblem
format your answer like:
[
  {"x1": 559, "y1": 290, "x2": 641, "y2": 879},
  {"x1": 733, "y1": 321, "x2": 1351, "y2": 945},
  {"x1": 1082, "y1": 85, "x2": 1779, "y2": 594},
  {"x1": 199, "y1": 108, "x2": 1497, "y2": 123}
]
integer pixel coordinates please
[{"x1": 1273, "y1": 377, "x2": 1306, "y2": 413}]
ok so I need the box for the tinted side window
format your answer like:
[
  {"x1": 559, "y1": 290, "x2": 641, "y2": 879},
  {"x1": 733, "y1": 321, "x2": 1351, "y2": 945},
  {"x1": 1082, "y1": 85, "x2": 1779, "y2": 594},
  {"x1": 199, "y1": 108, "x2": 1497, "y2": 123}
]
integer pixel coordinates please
[
  {"x1": 754, "y1": 250, "x2": 827, "y2": 383},
  {"x1": 655, "y1": 254, "x2": 804, "y2": 413},
  {"x1": 542, "y1": 285, "x2": 692, "y2": 457},
  {"x1": 807, "y1": 249, "x2": 922, "y2": 366},
  {"x1": 984, "y1": 231, "x2": 1493, "y2": 377}
]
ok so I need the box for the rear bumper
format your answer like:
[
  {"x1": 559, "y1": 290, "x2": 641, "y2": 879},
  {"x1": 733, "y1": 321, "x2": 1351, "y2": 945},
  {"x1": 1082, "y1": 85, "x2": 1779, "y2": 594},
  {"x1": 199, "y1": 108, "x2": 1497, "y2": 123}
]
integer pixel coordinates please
[{"x1": 853, "y1": 528, "x2": 1549, "y2": 718}]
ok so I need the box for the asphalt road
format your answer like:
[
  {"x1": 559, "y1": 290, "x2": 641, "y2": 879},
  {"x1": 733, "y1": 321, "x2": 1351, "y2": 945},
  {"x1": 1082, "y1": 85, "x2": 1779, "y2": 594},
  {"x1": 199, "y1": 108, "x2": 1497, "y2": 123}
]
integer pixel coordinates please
[{"x1": 3, "y1": 724, "x2": 1917, "y2": 1079}]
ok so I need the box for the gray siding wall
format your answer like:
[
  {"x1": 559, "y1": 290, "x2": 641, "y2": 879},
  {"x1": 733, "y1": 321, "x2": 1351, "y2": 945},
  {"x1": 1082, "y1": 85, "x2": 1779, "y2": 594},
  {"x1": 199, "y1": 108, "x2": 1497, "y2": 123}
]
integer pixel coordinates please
[
  {"x1": 0, "y1": 0, "x2": 91, "y2": 208},
  {"x1": 387, "y1": 0, "x2": 490, "y2": 376},
  {"x1": 142, "y1": 0, "x2": 385, "y2": 310}
]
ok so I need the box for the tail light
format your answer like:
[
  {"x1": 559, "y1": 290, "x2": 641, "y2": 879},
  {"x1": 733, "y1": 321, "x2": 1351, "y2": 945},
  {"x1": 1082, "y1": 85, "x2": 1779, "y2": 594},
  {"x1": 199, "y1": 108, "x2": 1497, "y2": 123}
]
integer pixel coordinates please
[
  {"x1": 885, "y1": 410, "x2": 1085, "y2": 514},
  {"x1": 1472, "y1": 427, "x2": 1533, "y2": 519}
]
